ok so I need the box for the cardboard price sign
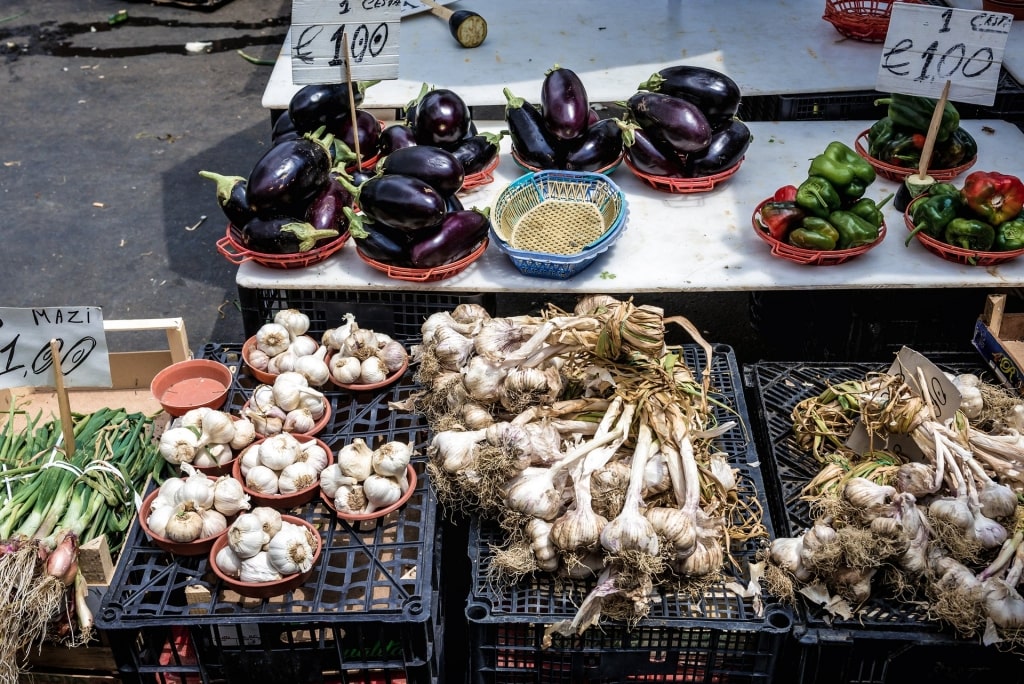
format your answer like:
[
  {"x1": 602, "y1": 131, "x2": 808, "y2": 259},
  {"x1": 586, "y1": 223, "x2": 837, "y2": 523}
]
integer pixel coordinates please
[
  {"x1": 876, "y1": 3, "x2": 1013, "y2": 107},
  {"x1": 291, "y1": 0, "x2": 403, "y2": 85},
  {"x1": 0, "y1": 306, "x2": 111, "y2": 390}
]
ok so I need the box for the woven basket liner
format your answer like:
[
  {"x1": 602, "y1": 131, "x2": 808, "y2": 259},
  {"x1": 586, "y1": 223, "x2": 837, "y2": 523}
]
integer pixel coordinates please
[{"x1": 494, "y1": 176, "x2": 621, "y2": 254}]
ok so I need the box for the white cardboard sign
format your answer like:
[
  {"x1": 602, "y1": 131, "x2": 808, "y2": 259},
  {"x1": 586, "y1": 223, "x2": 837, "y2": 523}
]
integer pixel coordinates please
[
  {"x1": 877, "y1": 3, "x2": 1012, "y2": 107},
  {"x1": 291, "y1": 0, "x2": 403, "y2": 85},
  {"x1": 0, "y1": 306, "x2": 111, "y2": 390}
]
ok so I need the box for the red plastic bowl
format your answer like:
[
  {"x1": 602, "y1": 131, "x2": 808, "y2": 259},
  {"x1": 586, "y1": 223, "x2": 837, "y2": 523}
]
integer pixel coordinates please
[
  {"x1": 232, "y1": 436, "x2": 334, "y2": 509},
  {"x1": 241, "y1": 335, "x2": 321, "y2": 385},
  {"x1": 355, "y1": 238, "x2": 487, "y2": 282},
  {"x1": 903, "y1": 195, "x2": 1024, "y2": 266},
  {"x1": 139, "y1": 489, "x2": 229, "y2": 556},
  {"x1": 327, "y1": 353, "x2": 409, "y2": 391},
  {"x1": 320, "y1": 464, "x2": 417, "y2": 522},
  {"x1": 752, "y1": 197, "x2": 886, "y2": 266},
  {"x1": 216, "y1": 224, "x2": 348, "y2": 270},
  {"x1": 623, "y1": 155, "x2": 743, "y2": 194},
  {"x1": 150, "y1": 359, "x2": 232, "y2": 417}
]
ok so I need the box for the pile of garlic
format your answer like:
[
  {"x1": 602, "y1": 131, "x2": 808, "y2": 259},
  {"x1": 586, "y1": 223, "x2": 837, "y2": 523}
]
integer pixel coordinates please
[
  {"x1": 248, "y1": 309, "x2": 330, "y2": 387},
  {"x1": 320, "y1": 439, "x2": 414, "y2": 515},
  {"x1": 158, "y1": 408, "x2": 257, "y2": 468},
  {"x1": 238, "y1": 432, "x2": 331, "y2": 496},
  {"x1": 146, "y1": 463, "x2": 251, "y2": 544},
  {"x1": 321, "y1": 313, "x2": 409, "y2": 386},
  {"x1": 216, "y1": 507, "x2": 319, "y2": 582},
  {"x1": 242, "y1": 372, "x2": 328, "y2": 436}
]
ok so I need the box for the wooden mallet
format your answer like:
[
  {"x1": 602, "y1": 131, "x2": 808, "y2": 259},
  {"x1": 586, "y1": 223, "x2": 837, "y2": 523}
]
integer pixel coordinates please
[{"x1": 419, "y1": 0, "x2": 488, "y2": 49}]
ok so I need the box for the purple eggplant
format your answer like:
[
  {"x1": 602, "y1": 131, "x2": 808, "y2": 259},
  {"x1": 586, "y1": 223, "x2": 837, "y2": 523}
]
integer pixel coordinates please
[
  {"x1": 450, "y1": 131, "x2": 504, "y2": 175},
  {"x1": 627, "y1": 91, "x2": 712, "y2": 155},
  {"x1": 638, "y1": 66, "x2": 741, "y2": 128},
  {"x1": 446, "y1": 193, "x2": 464, "y2": 213},
  {"x1": 198, "y1": 170, "x2": 256, "y2": 227},
  {"x1": 338, "y1": 173, "x2": 446, "y2": 233},
  {"x1": 504, "y1": 87, "x2": 559, "y2": 169},
  {"x1": 618, "y1": 121, "x2": 686, "y2": 177},
  {"x1": 241, "y1": 216, "x2": 339, "y2": 254},
  {"x1": 403, "y1": 83, "x2": 431, "y2": 127},
  {"x1": 414, "y1": 88, "x2": 473, "y2": 148},
  {"x1": 304, "y1": 172, "x2": 354, "y2": 234},
  {"x1": 542, "y1": 64, "x2": 590, "y2": 141},
  {"x1": 563, "y1": 118, "x2": 623, "y2": 172},
  {"x1": 287, "y1": 80, "x2": 377, "y2": 135},
  {"x1": 331, "y1": 109, "x2": 381, "y2": 163},
  {"x1": 350, "y1": 212, "x2": 415, "y2": 266},
  {"x1": 246, "y1": 130, "x2": 334, "y2": 218},
  {"x1": 409, "y1": 208, "x2": 490, "y2": 268},
  {"x1": 271, "y1": 110, "x2": 299, "y2": 145},
  {"x1": 684, "y1": 119, "x2": 751, "y2": 177},
  {"x1": 378, "y1": 124, "x2": 419, "y2": 157},
  {"x1": 378, "y1": 145, "x2": 465, "y2": 197}
]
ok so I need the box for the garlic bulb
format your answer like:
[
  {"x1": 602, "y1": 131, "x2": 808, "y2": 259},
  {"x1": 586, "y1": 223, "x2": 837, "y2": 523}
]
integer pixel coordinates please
[
  {"x1": 239, "y1": 443, "x2": 261, "y2": 478},
  {"x1": 175, "y1": 464, "x2": 215, "y2": 510},
  {"x1": 259, "y1": 433, "x2": 302, "y2": 471},
  {"x1": 228, "y1": 513, "x2": 269, "y2": 558},
  {"x1": 246, "y1": 465, "x2": 280, "y2": 494},
  {"x1": 200, "y1": 508, "x2": 228, "y2": 538},
  {"x1": 297, "y1": 439, "x2": 329, "y2": 473},
  {"x1": 146, "y1": 504, "x2": 174, "y2": 538},
  {"x1": 164, "y1": 504, "x2": 204, "y2": 542},
  {"x1": 451, "y1": 302, "x2": 491, "y2": 324},
  {"x1": 333, "y1": 481, "x2": 369, "y2": 514},
  {"x1": 283, "y1": 408, "x2": 316, "y2": 434},
  {"x1": 246, "y1": 347, "x2": 271, "y2": 371},
  {"x1": 215, "y1": 545, "x2": 243, "y2": 578},
  {"x1": 267, "y1": 525, "x2": 315, "y2": 574},
  {"x1": 319, "y1": 464, "x2": 355, "y2": 499},
  {"x1": 329, "y1": 354, "x2": 362, "y2": 384},
  {"x1": 322, "y1": 313, "x2": 357, "y2": 351},
  {"x1": 378, "y1": 340, "x2": 408, "y2": 374},
  {"x1": 289, "y1": 334, "x2": 319, "y2": 359},
  {"x1": 278, "y1": 461, "x2": 318, "y2": 494},
  {"x1": 295, "y1": 347, "x2": 330, "y2": 386},
  {"x1": 342, "y1": 328, "x2": 380, "y2": 361},
  {"x1": 372, "y1": 441, "x2": 413, "y2": 478},
  {"x1": 179, "y1": 407, "x2": 211, "y2": 430},
  {"x1": 275, "y1": 309, "x2": 311, "y2": 340},
  {"x1": 198, "y1": 410, "x2": 235, "y2": 447},
  {"x1": 252, "y1": 506, "x2": 283, "y2": 538},
  {"x1": 255, "y1": 323, "x2": 291, "y2": 357},
  {"x1": 360, "y1": 356, "x2": 389, "y2": 385},
  {"x1": 159, "y1": 427, "x2": 200, "y2": 465},
  {"x1": 362, "y1": 474, "x2": 403, "y2": 513},
  {"x1": 239, "y1": 551, "x2": 283, "y2": 583},
  {"x1": 229, "y1": 418, "x2": 257, "y2": 451},
  {"x1": 213, "y1": 476, "x2": 251, "y2": 516},
  {"x1": 157, "y1": 477, "x2": 186, "y2": 503},
  {"x1": 337, "y1": 438, "x2": 374, "y2": 481}
]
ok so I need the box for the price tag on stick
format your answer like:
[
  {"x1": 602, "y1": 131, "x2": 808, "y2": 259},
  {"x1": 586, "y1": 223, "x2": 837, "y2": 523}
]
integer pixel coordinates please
[
  {"x1": 291, "y1": 0, "x2": 402, "y2": 85},
  {"x1": 876, "y1": 4, "x2": 1013, "y2": 107},
  {"x1": 0, "y1": 306, "x2": 111, "y2": 391}
]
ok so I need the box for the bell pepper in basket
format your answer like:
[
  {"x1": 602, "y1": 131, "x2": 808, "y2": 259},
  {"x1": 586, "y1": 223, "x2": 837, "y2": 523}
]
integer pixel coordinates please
[
  {"x1": 994, "y1": 218, "x2": 1024, "y2": 252},
  {"x1": 808, "y1": 142, "x2": 877, "y2": 199},
  {"x1": 944, "y1": 218, "x2": 995, "y2": 251},
  {"x1": 906, "y1": 194, "x2": 961, "y2": 246},
  {"x1": 759, "y1": 201, "x2": 805, "y2": 241},
  {"x1": 931, "y1": 127, "x2": 978, "y2": 170},
  {"x1": 830, "y1": 210, "x2": 880, "y2": 250},
  {"x1": 867, "y1": 117, "x2": 924, "y2": 167},
  {"x1": 962, "y1": 171, "x2": 1024, "y2": 226},
  {"x1": 848, "y1": 193, "x2": 893, "y2": 229},
  {"x1": 874, "y1": 93, "x2": 960, "y2": 142},
  {"x1": 795, "y1": 176, "x2": 842, "y2": 219},
  {"x1": 927, "y1": 182, "x2": 962, "y2": 200},
  {"x1": 789, "y1": 217, "x2": 839, "y2": 251}
]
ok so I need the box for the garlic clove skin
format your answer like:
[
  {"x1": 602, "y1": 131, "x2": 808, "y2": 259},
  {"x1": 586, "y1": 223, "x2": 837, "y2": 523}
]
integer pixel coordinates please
[
  {"x1": 164, "y1": 504, "x2": 204, "y2": 543},
  {"x1": 362, "y1": 474, "x2": 403, "y2": 513},
  {"x1": 229, "y1": 418, "x2": 257, "y2": 451},
  {"x1": 378, "y1": 340, "x2": 408, "y2": 374},
  {"x1": 336, "y1": 438, "x2": 375, "y2": 481},
  {"x1": 159, "y1": 427, "x2": 200, "y2": 465},
  {"x1": 228, "y1": 513, "x2": 270, "y2": 558},
  {"x1": 289, "y1": 334, "x2": 319, "y2": 359}
]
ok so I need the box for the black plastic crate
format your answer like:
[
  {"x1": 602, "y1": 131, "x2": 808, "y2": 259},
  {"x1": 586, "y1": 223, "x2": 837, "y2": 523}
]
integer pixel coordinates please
[
  {"x1": 464, "y1": 344, "x2": 791, "y2": 684},
  {"x1": 237, "y1": 288, "x2": 495, "y2": 340},
  {"x1": 743, "y1": 357, "x2": 1024, "y2": 683}
]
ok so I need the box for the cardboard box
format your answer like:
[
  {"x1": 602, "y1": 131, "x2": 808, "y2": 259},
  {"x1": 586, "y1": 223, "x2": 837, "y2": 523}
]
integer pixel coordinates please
[{"x1": 972, "y1": 294, "x2": 1024, "y2": 394}]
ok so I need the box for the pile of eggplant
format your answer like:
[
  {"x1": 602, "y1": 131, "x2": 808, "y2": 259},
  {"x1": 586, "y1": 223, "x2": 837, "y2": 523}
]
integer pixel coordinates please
[
  {"x1": 374, "y1": 85, "x2": 504, "y2": 178},
  {"x1": 343, "y1": 143, "x2": 491, "y2": 270},
  {"x1": 504, "y1": 65, "x2": 624, "y2": 173},
  {"x1": 622, "y1": 65, "x2": 752, "y2": 180}
]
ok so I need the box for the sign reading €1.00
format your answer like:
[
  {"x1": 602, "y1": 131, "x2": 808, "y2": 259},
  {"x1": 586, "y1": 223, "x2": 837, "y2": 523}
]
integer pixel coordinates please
[
  {"x1": 290, "y1": 0, "x2": 403, "y2": 85},
  {"x1": 0, "y1": 306, "x2": 111, "y2": 390},
  {"x1": 877, "y1": 3, "x2": 1013, "y2": 106}
]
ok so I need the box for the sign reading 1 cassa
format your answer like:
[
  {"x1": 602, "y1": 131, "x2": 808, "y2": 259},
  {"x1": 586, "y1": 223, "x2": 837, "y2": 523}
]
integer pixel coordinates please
[
  {"x1": 876, "y1": 3, "x2": 1013, "y2": 106},
  {"x1": 290, "y1": 0, "x2": 403, "y2": 85},
  {"x1": 0, "y1": 306, "x2": 111, "y2": 390}
]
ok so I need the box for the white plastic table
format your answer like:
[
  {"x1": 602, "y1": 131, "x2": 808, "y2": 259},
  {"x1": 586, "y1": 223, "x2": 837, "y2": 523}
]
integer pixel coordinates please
[{"x1": 235, "y1": 119, "x2": 1024, "y2": 296}]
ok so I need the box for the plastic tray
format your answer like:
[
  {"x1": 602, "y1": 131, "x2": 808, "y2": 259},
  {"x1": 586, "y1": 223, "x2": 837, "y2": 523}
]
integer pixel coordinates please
[
  {"x1": 216, "y1": 223, "x2": 349, "y2": 270},
  {"x1": 464, "y1": 344, "x2": 791, "y2": 683}
]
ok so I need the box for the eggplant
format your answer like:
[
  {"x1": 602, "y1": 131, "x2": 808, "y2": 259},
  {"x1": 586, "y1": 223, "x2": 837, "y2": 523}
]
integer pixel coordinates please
[
  {"x1": 304, "y1": 173, "x2": 354, "y2": 234},
  {"x1": 627, "y1": 91, "x2": 712, "y2": 154},
  {"x1": 619, "y1": 121, "x2": 686, "y2": 177},
  {"x1": 541, "y1": 64, "x2": 590, "y2": 141},
  {"x1": 378, "y1": 124, "x2": 419, "y2": 157},
  {"x1": 271, "y1": 110, "x2": 299, "y2": 145},
  {"x1": 414, "y1": 88, "x2": 473, "y2": 147},
  {"x1": 246, "y1": 131, "x2": 334, "y2": 218},
  {"x1": 450, "y1": 131, "x2": 503, "y2": 175},
  {"x1": 198, "y1": 170, "x2": 256, "y2": 227},
  {"x1": 287, "y1": 80, "x2": 377, "y2": 135},
  {"x1": 409, "y1": 208, "x2": 491, "y2": 268},
  {"x1": 563, "y1": 118, "x2": 623, "y2": 172},
  {"x1": 331, "y1": 109, "x2": 381, "y2": 163},
  {"x1": 446, "y1": 193, "x2": 464, "y2": 213},
  {"x1": 638, "y1": 66, "x2": 741, "y2": 128},
  {"x1": 403, "y1": 82, "x2": 430, "y2": 127},
  {"x1": 241, "y1": 216, "x2": 339, "y2": 254},
  {"x1": 351, "y1": 218, "x2": 415, "y2": 266},
  {"x1": 504, "y1": 87, "x2": 559, "y2": 169},
  {"x1": 339, "y1": 173, "x2": 446, "y2": 233},
  {"x1": 684, "y1": 119, "x2": 751, "y2": 177},
  {"x1": 378, "y1": 145, "x2": 465, "y2": 197}
]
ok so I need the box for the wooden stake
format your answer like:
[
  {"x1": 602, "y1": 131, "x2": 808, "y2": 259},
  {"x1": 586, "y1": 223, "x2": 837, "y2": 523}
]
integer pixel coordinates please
[
  {"x1": 916, "y1": 80, "x2": 951, "y2": 181},
  {"x1": 341, "y1": 31, "x2": 362, "y2": 166},
  {"x1": 49, "y1": 338, "x2": 75, "y2": 459}
]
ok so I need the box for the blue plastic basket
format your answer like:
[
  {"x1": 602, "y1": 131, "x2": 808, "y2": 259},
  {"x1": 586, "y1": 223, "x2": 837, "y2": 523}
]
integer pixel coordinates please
[{"x1": 490, "y1": 170, "x2": 628, "y2": 279}]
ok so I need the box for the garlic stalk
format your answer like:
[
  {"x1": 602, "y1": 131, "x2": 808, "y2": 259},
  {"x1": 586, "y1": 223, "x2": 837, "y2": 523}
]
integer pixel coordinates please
[{"x1": 599, "y1": 423, "x2": 659, "y2": 557}]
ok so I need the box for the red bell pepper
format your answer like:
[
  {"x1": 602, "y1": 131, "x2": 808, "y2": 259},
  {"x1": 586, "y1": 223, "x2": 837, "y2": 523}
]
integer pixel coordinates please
[
  {"x1": 773, "y1": 185, "x2": 798, "y2": 202},
  {"x1": 962, "y1": 171, "x2": 1024, "y2": 226},
  {"x1": 759, "y1": 201, "x2": 805, "y2": 241}
]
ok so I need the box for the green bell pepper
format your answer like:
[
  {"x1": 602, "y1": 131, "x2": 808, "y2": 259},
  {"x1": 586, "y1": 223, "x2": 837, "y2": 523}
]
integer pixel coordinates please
[
  {"x1": 795, "y1": 176, "x2": 842, "y2": 219},
  {"x1": 789, "y1": 217, "x2": 839, "y2": 251},
  {"x1": 931, "y1": 127, "x2": 978, "y2": 169},
  {"x1": 994, "y1": 218, "x2": 1024, "y2": 252},
  {"x1": 926, "y1": 182, "x2": 962, "y2": 200},
  {"x1": 944, "y1": 218, "x2": 995, "y2": 251},
  {"x1": 906, "y1": 194, "x2": 960, "y2": 246},
  {"x1": 868, "y1": 117, "x2": 925, "y2": 168},
  {"x1": 848, "y1": 193, "x2": 893, "y2": 228},
  {"x1": 808, "y1": 141, "x2": 877, "y2": 195},
  {"x1": 874, "y1": 93, "x2": 960, "y2": 142},
  {"x1": 830, "y1": 210, "x2": 880, "y2": 249}
]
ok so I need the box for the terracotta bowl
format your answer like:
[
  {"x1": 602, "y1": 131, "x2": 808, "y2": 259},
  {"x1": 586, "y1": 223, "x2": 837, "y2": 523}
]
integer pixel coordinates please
[
  {"x1": 327, "y1": 354, "x2": 409, "y2": 391},
  {"x1": 321, "y1": 464, "x2": 417, "y2": 522},
  {"x1": 150, "y1": 359, "x2": 232, "y2": 417},
  {"x1": 208, "y1": 514, "x2": 322, "y2": 599},
  {"x1": 241, "y1": 335, "x2": 321, "y2": 385},
  {"x1": 246, "y1": 395, "x2": 332, "y2": 439},
  {"x1": 233, "y1": 436, "x2": 335, "y2": 510},
  {"x1": 138, "y1": 489, "x2": 228, "y2": 556}
]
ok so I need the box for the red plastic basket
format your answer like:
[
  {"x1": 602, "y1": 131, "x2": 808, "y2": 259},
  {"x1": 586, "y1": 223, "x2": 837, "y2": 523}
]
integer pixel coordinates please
[
  {"x1": 903, "y1": 195, "x2": 1024, "y2": 266},
  {"x1": 510, "y1": 147, "x2": 622, "y2": 176},
  {"x1": 752, "y1": 197, "x2": 886, "y2": 265},
  {"x1": 216, "y1": 223, "x2": 348, "y2": 269},
  {"x1": 461, "y1": 152, "x2": 501, "y2": 191},
  {"x1": 823, "y1": 0, "x2": 919, "y2": 42},
  {"x1": 355, "y1": 238, "x2": 488, "y2": 282},
  {"x1": 624, "y1": 155, "x2": 743, "y2": 194},
  {"x1": 343, "y1": 118, "x2": 386, "y2": 173},
  {"x1": 854, "y1": 130, "x2": 977, "y2": 183}
]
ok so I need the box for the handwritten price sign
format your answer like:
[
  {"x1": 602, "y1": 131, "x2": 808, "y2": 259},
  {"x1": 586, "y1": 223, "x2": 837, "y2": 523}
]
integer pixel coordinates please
[
  {"x1": 877, "y1": 4, "x2": 1013, "y2": 106},
  {"x1": 0, "y1": 307, "x2": 111, "y2": 391},
  {"x1": 291, "y1": 0, "x2": 402, "y2": 85}
]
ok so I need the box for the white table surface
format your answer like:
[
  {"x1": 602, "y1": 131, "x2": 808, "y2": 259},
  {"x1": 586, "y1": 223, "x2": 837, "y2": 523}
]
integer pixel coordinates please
[
  {"x1": 263, "y1": 0, "x2": 905, "y2": 111},
  {"x1": 235, "y1": 119, "x2": 1024, "y2": 295}
]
